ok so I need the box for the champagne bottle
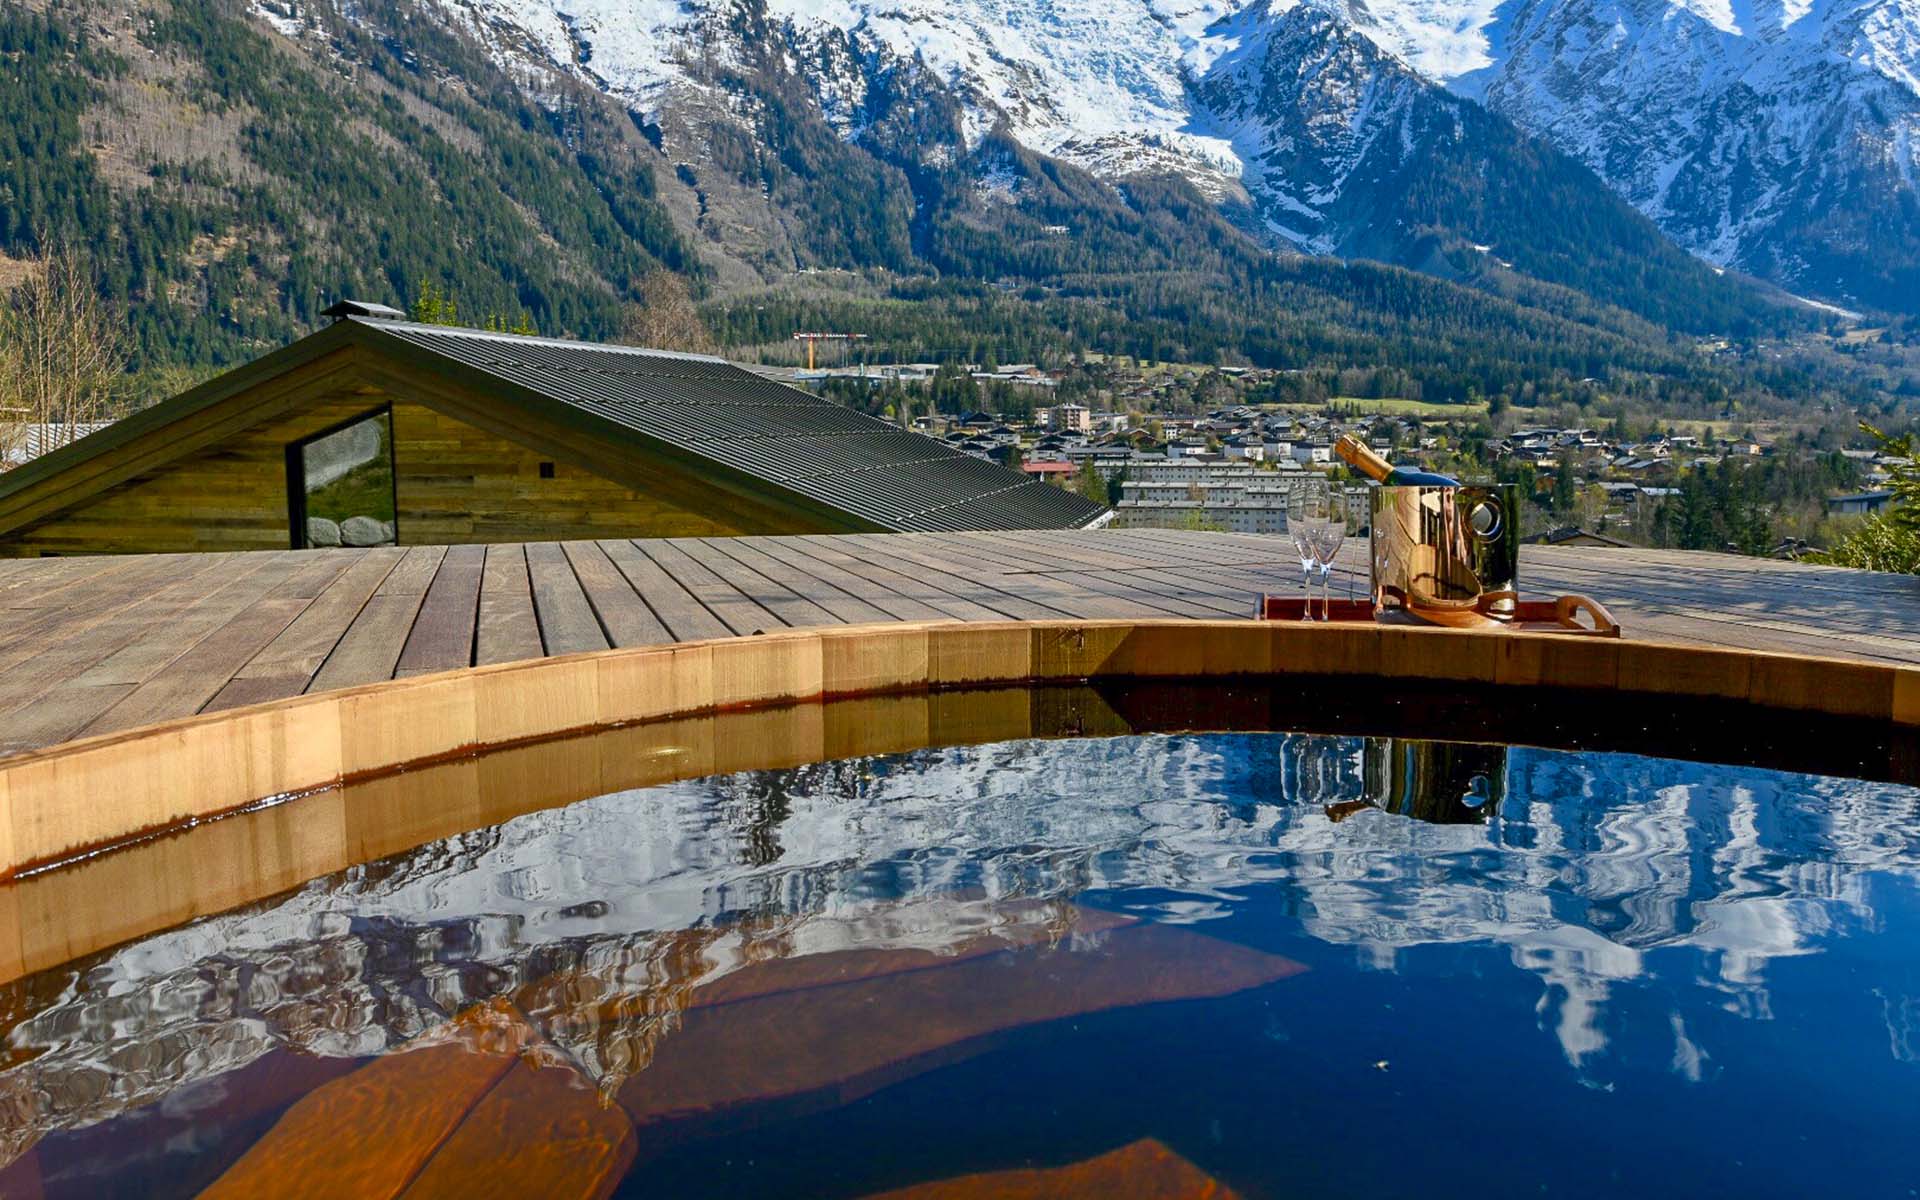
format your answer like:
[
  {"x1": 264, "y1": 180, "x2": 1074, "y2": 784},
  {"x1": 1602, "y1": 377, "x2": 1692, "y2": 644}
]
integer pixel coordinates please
[{"x1": 1334, "y1": 434, "x2": 1459, "y2": 486}]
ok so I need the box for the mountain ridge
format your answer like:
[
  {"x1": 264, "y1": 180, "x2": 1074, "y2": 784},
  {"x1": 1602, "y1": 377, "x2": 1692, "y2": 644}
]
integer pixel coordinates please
[
  {"x1": 372, "y1": 0, "x2": 1920, "y2": 314},
  {"x1": 1, "y1": 0, "x2": 1902, "y2": 421}
]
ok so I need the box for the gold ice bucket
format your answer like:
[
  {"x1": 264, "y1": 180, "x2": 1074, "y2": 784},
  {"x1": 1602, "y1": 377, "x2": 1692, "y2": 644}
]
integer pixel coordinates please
[{"x1": 1370, "y1": 484, "x2": 1520, "y2": 621}]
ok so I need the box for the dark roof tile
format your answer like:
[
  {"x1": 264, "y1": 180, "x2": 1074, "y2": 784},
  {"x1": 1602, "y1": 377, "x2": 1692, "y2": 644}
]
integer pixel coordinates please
[{"x1": 363, "y1": 320, "x2": 1104, "y2": 532}]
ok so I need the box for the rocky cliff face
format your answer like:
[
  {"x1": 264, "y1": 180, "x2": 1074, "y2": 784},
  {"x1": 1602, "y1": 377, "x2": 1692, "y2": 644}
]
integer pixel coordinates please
[
  {"x1": 1472, "y1": 0, "x2": 1920, "y2": 311},
  {"x1": 302, "y1": 0, "x2": 1915, "y2": 312}
]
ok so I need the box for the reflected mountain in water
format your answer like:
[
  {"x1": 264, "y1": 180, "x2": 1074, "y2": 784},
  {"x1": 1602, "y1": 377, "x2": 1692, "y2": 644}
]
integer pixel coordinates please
[{"x1": 3, "y1": 731, "x2": 1919, "y2": 1172}]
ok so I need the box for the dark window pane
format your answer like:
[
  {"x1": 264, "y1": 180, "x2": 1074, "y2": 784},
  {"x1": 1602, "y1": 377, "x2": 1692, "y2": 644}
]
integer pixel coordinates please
[{"x1": 298, "y1": 411, "x2": 396, "y2": 548}]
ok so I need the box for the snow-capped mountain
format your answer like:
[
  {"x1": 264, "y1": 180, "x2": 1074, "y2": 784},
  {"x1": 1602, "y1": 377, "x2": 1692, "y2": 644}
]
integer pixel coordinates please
[
  {"x1": 256, "y1": 0, "x2": 1918, "y2": 312},
  {"x1": 1466, "y1": 0, "x2": 1920, "y2": 311}
]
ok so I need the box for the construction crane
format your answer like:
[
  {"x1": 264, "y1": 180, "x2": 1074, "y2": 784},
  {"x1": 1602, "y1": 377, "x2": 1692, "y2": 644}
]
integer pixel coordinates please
[{"x1": 791, "y1": 332, "x2": 868, "y2": 371}]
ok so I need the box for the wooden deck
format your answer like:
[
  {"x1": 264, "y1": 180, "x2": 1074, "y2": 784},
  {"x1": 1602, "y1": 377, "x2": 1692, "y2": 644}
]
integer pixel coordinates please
[{"x1": 1, "y1": 529, "x2": 1913, "y2": 758}]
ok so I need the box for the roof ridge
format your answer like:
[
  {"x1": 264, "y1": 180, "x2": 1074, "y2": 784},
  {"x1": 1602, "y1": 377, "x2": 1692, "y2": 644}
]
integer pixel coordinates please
[
  {"x1": 352, "y1": 317, "x2": 734, "y2": 365},
  {"x1": 0, "y1": 316, "x2": 1110, "y2": 537},
  {"x1": 910, "y1": 476, "x2": 1098, "y2": 521}
]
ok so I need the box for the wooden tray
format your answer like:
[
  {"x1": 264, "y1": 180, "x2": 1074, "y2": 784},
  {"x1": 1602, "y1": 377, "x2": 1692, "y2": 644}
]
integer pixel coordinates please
[
  {"x1": 1258, "y1": 591, "x2": 1621, "y2": 637},
  {"x1": 1259, "y1": 597, "x2": 1378, "y2": 622}
]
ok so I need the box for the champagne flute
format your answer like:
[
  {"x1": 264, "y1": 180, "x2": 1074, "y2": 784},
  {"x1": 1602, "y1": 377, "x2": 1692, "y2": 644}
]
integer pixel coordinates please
[
  {"x1": 1311, "y1": 500, "x2": 1349, "y2": 620},
  {"x1": 1289, "y1": 517, "x2": 1315, "y2": 620},
  {"x1": 1288, "y1": 483, "x2": 1329, "y2": 621}
]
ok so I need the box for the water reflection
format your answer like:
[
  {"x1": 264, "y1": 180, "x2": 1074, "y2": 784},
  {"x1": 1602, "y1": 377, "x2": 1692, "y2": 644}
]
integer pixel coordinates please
[
  {"x1": 2, "y1": 729, "x2": 1918, "y2": 1197},
  {"x1": 860, "y1": 1139, "x2": 1238, "y2": 1199}
]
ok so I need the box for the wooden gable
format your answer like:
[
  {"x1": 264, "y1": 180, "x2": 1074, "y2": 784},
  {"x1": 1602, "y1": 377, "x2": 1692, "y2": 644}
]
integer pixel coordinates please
[{"x1": 0, "y1": 344, "x2": 870, "y2": 557}]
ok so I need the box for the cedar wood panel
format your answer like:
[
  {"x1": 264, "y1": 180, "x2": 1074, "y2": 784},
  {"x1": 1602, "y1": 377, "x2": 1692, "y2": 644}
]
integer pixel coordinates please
[{"x1": 0, "y1": 383, "x2": 845, "y2": 556}]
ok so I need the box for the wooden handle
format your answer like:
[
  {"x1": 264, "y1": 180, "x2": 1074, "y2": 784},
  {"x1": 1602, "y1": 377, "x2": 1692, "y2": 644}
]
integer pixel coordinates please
[
  {"x1": 1406, "y1": 604, "x2": 1506, "y2": 629},
  {"x1": 1496, "y1": 593, "x2": 1625, "y2": 636},
  {"x1": 1334, "y1": 434, "x2": 1392, "y2": 482},
  {"x1": 1473, "y1": 590, "x2": 1521, "y2": 622},
  {"x1": 1411, "y1": 591, "x2": 1620, "y2": 635},
  {"x1": 1554, "y1": 593, "x2": 1620, "y2": 636}
]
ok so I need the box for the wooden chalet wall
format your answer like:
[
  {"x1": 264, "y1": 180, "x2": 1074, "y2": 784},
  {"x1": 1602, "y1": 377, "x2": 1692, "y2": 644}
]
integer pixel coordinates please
[
  {"x1": 0, "y1": 394, "x2": 813, "y2": 557},
  {"x1": 1, "y1": 398, "x2": 375, "y2": 557},
  {"x1": 390, "y1": 404, "x2": 754, "y2": 544}
]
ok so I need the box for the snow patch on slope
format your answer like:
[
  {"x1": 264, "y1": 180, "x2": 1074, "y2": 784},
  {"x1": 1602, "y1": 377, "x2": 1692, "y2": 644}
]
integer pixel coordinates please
[
  {"x1": 255, "y1": 0, "x2": 1920, "y2": 304},
  {"x1": 762, "y1": 0, "x2": 1251, "y2": 177},
  {"x1": 475, "y1": 0, "x2": 708, "y2": 100},
  {"x1": 249, "y1": 0, "x2": 308, "y2": 37}
]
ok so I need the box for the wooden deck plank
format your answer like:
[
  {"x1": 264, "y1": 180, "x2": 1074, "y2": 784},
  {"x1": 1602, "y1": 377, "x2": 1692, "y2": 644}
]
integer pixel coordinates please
[
  {"x1": 946, "y1": 528, "x2": 1215, "y2": 573},
  {"x1": 1599, "y1": 607, "x2": 1920, "y2": 663},
  {"x1": 0, "y1": 553, "x2": 236, "y2": 681},
  {"x1": 747, "y1": 537, "x2": 968, "y2": 621},
  {"x1": 202, "y1": 673, "x2": 314, "y2": 713},
  {"x1": 718, "y1": 538, "x2": 926, "y2": 623},
  {"x1": 1518, "y1": 559, "x2": 1920, "y2": 655},
  {"x1": 3, "y1": 531, "x2": 1918, "y2": 761},
  {"x1": 0, "y1": 684, "x2": 137, "y2": 757},
  {"x1": 983, "y1": 536, "x2": 1288, "y2": 616},
  {"x1": 525, "y1": 542, "x2": 610, "y2": 656},
  {"x1": 1538, "y1": 547, "x2": 1920, "y2": 604},
  {"x1": 559, "y1": 541, "x2": 671, "y2": 647},
  {"x1": 1153, "y1": 547, "x2": 1370, "y2": 612},
  {"x1": 0, "y1": 555, "x2": 277, "y2": 728},
  {"x1": 831, "y1": 534, "x2": 1133, "y2": 620},
  {"x1": 201, "y1": 551, "x2": 409, "y2": 714},
  {"x1": 0, "y1": 554, "x2": 134, "y2": 608},
  {"x1": 1064, "y1": 526, "x2": 1277, "y2": 566},
  {"x1": 87, "y1": 599, "x2": 314, "y2": 733},
  {"x1": 393, "y1": 544, "x2": 485, "y2": 678},
  {"x1": 829, "y1": 534, "x2": 1080, "y2": 619},
  {"x1": 475, "y1": 545, "x2": 543, "y2": 667},
  {"x1": 308, "y1": 596, "x2": 426, "y2": 693},
  {"x1": 0, "y1": 554, "x2": 191, "y2": 660},
  {"x1": 1528, "y1": 551, "x2": 1920, "y2": 631},
  {"x1": 1102, "y1": 566, "x2": 1284, "y2": 616},
  {"x1": 887, "y1": 534, "x2": 1192, "y2": 619},
  {"x1": 955, "y1": 532, "x2": 1177, "y2": 572},
  {"x1": 1540, "y1": 544, "x2": 1920, "y2": 594},
  {"x1": 377, "y1": 545, "x2": 450, "y2": 597},
  {"x1": 597, "y1": 540, "x2": 731, "y2": 642},
  {"x1": 234, "y1": 549, "x2": 405, "y2": 683},
  {"x1": 1119, "y1": 527, "x2": 1288, "y2": 563},
  {"x1": 631, "y1": 539, "x2": 783, "y2": 636},
  {"x1": 782, "y1": 535, "x2": 1028, "y2": 622},
  {"x1": 303, "y1": 547, "x2": 447, "y2": 692},
  {"x1": 671, "y1": 537, "x2": 841, "y2": 630},
  {"x1": 1022, "y1": 566, "x2": 1244, "y2": 618},
  {"x1": 64, "y1": 554, "x2": 323, "y2": 689},
  {"x1": 79, "y1": 554, "x2": 368, "y2": 735}
]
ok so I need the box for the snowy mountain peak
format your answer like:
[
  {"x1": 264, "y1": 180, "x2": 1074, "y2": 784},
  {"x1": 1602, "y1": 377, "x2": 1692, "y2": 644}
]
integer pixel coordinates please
[{"x1": 254, "y1": 0, "x2": 1920, "y2": 310}]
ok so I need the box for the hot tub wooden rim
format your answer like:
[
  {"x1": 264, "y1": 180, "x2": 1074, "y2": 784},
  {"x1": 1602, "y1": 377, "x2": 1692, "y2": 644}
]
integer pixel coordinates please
[{"x1": 1, "y1": 619, "x2": 1915, "y2": 881}]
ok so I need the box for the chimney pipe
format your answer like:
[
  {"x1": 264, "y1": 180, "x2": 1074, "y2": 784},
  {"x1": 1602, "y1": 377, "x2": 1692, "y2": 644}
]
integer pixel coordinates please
[{"x1": 320, "y1": 299, "x2": 407, "y2": 323}]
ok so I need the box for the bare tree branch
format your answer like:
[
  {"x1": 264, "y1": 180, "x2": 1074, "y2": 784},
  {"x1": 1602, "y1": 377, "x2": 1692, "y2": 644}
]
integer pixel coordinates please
[
  {"x1": 0, "y1": 243, "x2": 127, "y2": 471},
  {"x1": 616, "y1": 273, "x2": 718, "y2": 356}
]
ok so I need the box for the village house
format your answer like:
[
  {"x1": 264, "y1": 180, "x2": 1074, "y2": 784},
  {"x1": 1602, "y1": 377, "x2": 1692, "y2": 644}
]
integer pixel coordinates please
[
  {"x1": 0, "y1": 306, "x2": 1105, "y2": 557},
  {"x1": 1827, "y1": 490, "x2": 1897, "y2": 516}
]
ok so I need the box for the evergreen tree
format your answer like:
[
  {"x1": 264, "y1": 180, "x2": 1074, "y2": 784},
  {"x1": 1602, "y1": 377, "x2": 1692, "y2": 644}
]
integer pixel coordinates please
[
  {"x1": 1074, "y1": 460, "x2": 1110, "y2": 505},
  {"x1": 409, "y1": 281, "x2": 458, "y2": 326},
  {"x1": 1812, "y1": 423, "x2": 1920, "y2": 573},
  {"x1": 1550, "y1": 460, "x2": 1578, "y2": 517}
]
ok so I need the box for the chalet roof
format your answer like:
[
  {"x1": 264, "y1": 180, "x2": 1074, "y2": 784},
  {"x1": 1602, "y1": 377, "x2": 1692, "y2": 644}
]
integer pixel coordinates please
[
  {"x1": 0, "y1": 318, "x2": 1106, "y2": 535},
  {"x1": 1, "y1": 422, "x2": 114, "y2": 466},
  {"x1": 1523, "y1": 526, "x2": 1632, "y2": 547}
]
